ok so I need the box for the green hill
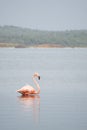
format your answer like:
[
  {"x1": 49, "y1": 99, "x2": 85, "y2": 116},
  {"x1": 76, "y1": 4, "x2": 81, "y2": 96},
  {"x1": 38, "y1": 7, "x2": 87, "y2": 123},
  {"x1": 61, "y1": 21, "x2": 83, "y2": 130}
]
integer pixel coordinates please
[{"x1": 0, "y1": 25, "x2": 87, "y2": 47}]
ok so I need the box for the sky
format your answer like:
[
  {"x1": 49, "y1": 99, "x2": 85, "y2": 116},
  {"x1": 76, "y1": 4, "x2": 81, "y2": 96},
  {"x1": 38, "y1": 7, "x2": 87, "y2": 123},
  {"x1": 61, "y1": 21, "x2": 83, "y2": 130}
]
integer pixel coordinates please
[{"x1": 0, "y1": 0, "x2": 87, "y2": 31}]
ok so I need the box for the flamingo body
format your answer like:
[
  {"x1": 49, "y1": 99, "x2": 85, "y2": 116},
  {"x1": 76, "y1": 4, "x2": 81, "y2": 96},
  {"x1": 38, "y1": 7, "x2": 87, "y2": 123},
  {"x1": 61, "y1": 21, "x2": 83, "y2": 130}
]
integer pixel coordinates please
[{"x1": 17, "y1": 85, "x2": 37, "y2": 95}]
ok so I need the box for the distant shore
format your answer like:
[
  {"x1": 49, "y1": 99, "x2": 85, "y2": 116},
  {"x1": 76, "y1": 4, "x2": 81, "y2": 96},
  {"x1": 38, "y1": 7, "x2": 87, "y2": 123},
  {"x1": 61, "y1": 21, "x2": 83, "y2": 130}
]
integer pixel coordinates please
[
  {"x1": 0, "y1": 43, "x2": 87, "y2": 48},
  {"x1": 0, "y1": 26, "x2": 87, "y2": 48}
]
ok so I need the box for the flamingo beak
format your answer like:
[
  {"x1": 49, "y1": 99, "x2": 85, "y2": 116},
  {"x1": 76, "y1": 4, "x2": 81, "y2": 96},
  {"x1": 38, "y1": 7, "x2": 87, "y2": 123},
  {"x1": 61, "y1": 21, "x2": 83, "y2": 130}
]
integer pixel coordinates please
[{"x1": 38, "y1": 76, "x2": 40, "y2": 80}]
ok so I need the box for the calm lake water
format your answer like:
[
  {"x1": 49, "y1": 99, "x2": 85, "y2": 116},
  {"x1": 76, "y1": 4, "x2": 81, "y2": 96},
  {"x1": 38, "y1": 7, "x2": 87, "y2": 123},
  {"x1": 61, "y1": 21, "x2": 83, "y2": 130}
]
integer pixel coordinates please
[{"x1": 0, "y1": 48, "x2": 87, "y2": 130}]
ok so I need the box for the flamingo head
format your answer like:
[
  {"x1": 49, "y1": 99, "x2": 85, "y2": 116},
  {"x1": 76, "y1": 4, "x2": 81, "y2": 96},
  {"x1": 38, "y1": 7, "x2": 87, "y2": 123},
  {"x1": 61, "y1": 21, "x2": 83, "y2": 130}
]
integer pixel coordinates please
[{"x1": 33, "y1": 72, "x2": 40, "y2": 80}]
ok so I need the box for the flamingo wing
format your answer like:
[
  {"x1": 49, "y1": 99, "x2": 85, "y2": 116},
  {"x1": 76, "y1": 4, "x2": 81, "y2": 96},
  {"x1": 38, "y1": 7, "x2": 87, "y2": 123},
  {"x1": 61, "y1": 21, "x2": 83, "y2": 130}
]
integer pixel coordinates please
[{"x1": 17, "y1": 85, "x2": 36, "y2": 95}]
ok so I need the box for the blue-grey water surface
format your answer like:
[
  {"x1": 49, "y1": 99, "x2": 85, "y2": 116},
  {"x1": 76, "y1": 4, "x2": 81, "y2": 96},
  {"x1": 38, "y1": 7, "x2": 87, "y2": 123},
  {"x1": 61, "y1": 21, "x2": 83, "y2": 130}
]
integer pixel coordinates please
[{"x1": 0, "y1": 48, "x2": 87, "y2": 130}]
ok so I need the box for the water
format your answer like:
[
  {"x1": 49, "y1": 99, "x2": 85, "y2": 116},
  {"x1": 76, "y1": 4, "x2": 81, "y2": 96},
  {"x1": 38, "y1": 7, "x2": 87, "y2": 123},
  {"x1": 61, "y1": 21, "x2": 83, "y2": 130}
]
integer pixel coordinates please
[{"x1": 0, "y1": 48, "x2": 87, "y2": 130}]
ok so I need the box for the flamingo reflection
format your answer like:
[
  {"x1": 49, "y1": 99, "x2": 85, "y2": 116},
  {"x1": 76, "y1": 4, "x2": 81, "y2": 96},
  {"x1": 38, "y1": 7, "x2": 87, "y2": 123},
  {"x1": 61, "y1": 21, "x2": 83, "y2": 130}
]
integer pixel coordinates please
[{"x1": 18, "y1": 95, "x2": 40, "y2": 123}]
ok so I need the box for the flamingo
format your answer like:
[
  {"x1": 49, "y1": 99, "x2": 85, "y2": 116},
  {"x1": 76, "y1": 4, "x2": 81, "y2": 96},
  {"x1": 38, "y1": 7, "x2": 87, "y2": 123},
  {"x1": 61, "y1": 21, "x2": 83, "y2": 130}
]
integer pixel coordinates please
[{"x1": 17, "y1": 72, "x2": 40, "y2": 96}]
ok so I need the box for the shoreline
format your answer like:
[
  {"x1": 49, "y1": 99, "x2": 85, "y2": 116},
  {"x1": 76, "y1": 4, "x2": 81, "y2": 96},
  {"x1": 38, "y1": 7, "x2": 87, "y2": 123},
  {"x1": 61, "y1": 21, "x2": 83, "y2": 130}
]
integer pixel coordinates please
[
  {"x1": 0, "y1": 43, "x2": 87, "y2": 48},
  {"x1": 0, "y1": 43, "x2": 64, "y2": 48},
  {"x1": 0, "y1": 46, "x2": 87, "y2": 49}
]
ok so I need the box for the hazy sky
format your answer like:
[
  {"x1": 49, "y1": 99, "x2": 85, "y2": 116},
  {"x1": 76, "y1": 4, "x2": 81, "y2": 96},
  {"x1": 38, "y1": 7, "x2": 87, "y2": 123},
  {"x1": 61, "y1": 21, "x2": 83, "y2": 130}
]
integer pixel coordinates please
[{"x1": 0, "y1": 0, "x2": 87, "y2": 30}]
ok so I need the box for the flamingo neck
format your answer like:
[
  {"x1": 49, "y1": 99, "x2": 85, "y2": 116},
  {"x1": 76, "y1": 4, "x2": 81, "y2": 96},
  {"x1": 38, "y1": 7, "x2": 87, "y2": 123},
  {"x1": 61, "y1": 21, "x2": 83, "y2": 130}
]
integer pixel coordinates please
[{"x1": 32, "y1": 77, "x2": 40, "y2": 94}]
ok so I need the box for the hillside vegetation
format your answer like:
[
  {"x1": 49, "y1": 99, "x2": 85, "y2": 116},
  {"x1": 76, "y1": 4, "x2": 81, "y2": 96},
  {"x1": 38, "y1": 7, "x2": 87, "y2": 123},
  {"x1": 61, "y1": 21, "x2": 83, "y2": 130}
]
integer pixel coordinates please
[{"x1": 0, "y1": 25, "x2": 87, "y2": 48}]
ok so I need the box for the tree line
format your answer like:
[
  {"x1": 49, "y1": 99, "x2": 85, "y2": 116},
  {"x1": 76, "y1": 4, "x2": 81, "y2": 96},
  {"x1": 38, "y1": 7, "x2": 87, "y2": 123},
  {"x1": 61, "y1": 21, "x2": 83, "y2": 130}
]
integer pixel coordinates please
[{"x1": 0, "y1": 25, "x2": 87, "y2": 47}]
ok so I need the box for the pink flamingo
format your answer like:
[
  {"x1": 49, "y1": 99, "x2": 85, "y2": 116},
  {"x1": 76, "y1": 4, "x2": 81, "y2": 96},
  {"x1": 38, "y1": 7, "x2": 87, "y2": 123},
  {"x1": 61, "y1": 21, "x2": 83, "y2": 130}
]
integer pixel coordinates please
[{"x1": 17, "y1": 72, "x2": 40, "y2": 96}]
